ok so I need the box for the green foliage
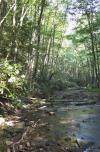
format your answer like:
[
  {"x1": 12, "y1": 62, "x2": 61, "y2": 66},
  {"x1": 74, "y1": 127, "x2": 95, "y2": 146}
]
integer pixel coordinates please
[
  {"x1": 0, "y1": 0, "x2": 100, "y2": 107},
  {"x1": 0, "y1": 60, "x2": 25, "y2": 100}
]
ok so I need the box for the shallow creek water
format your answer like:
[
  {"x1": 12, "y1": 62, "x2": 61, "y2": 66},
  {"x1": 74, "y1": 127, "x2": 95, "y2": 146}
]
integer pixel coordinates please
[
  {"x1": 36, "y1": 103, "x2": 100, "y2": 152},
  {"x1": 0, "y1": 102, "x2": 100, "y2": 152}
]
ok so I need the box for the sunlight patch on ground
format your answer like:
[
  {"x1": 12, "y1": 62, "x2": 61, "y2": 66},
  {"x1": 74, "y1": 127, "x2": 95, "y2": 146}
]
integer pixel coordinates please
[
  {"x1": 0, "y1": 117, "x2": 15, "y2": 127},
  {"x1": 0, "y1": 117, "x2": 5, "y2": 126},
  {"x1": 0, "y1": 115, "x2": 22, "y2": 127},
  {"x1": 5, "y1": 120, "x2": 15, "y2": 127}
]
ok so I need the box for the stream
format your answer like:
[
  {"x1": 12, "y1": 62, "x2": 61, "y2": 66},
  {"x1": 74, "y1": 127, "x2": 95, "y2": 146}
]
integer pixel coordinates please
[
  {"x1": 0, "y1": 98, "x2": 100, "y2": 152},
  {"x1": 33, "y1": 100, "x2": 100, "y2": 152}
]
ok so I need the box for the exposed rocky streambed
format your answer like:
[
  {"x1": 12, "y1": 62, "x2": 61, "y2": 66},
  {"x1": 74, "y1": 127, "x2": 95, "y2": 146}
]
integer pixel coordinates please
[{"x1": 0, "y1": 88, "x2": 100, "y2": 152}]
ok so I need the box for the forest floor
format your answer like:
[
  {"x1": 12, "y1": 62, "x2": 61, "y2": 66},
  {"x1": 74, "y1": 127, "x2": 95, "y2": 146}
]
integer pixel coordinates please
[{"x1": 0, "y1": 88, "x2": 100, "y2": 152}]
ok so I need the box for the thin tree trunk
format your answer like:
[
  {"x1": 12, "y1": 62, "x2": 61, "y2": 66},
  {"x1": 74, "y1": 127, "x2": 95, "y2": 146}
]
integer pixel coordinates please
[
  {"x1": 0, "y1": 0, "x2": 7, "y2": 28},
  {"x1": 0, "y1": 0, "x2": 7, "y2": 49},
  {"x1": 11, "y1": 0, "x2": 17, "y2": 62}
]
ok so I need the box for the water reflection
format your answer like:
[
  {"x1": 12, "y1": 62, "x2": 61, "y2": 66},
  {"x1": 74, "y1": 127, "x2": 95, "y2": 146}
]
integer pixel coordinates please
[{"x1": 47, "y1": 104, "x2": 100, "y2": 151}]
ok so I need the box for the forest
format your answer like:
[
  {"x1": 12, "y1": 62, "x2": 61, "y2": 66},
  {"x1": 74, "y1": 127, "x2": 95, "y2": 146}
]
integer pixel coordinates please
[{"x1": 0, "y1": 0, "x2": 100, "y2": 152}]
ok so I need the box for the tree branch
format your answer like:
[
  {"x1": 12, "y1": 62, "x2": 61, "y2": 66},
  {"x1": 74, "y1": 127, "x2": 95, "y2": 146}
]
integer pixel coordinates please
[{"x1": 0, "y1": 3, "x2": 15, "y2": 26}]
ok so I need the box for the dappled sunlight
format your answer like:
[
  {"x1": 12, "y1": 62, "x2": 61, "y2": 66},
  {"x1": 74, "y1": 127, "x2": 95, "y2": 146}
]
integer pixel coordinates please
[{"x1": 0, "y1": 94, "x2": 100, "y2": 151}]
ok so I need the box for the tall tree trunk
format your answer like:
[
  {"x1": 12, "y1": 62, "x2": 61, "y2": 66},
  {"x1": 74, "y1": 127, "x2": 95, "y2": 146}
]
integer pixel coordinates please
[
  {"x1": 86, "y1": 12, "x2": 99, "y2": 87},
  {"x1": 33, "y1": 0, "x2": 46, "y2": 79},
  {"x1": 0, "y1": 0, "x2": 7, "y2": 50},
  {"x1": 94, "y1": 34, "x2": 100, "y2": 87}
]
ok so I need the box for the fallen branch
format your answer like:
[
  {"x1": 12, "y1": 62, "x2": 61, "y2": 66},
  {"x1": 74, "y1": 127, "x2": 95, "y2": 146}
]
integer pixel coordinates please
[{"x1": 8, "y1": 119, "x2": 40, "y2": 152}]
